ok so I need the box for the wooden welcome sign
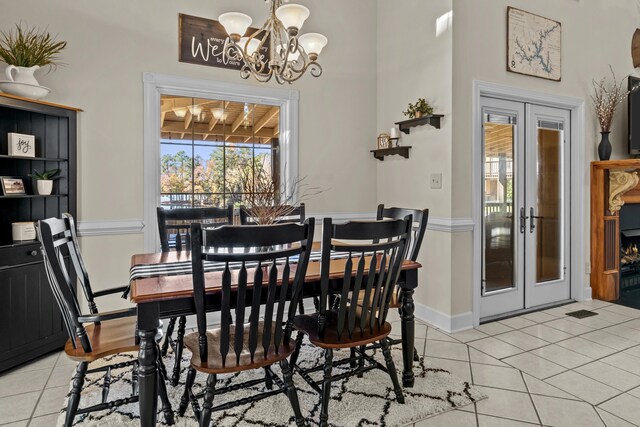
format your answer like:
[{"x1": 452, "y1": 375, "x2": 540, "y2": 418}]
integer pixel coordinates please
[{"x1": 179, "y1": 13, "x2": 268, "y2": 70}]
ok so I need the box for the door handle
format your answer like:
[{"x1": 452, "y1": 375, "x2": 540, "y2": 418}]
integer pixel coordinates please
[
  {"x1": 520, "y1": 207, "x2": 527, "y2": 234},
  {"x1": 530, "y1": 207, "x2": 544, "y2": 233}
]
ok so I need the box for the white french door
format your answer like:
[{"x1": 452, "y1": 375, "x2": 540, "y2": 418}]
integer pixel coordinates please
[{"x1": 480, "y1": 97, "x2": 571, "y2": 319}]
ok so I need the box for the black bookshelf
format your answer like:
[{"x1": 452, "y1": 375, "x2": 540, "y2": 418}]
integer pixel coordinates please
[{"x1": 0, "y1": 94, "x2": 79, "y2": 372}]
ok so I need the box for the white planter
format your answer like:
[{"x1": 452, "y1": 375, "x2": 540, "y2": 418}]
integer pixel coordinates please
[
  {"x1": 36, "y1": 180, "x2": 53, "y2": 195},
  {"x1": 5, "y1": 65, "x2": 40, "y2": 85}
]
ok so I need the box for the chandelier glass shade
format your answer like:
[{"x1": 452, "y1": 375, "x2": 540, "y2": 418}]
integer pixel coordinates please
[{"x1": 218, "y1": 0, "x2": 327, "y2": 84}]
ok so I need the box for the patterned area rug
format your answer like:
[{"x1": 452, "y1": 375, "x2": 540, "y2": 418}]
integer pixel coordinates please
[{"x1": 57, "y1": 339, "x2": 486, "y2": 426}]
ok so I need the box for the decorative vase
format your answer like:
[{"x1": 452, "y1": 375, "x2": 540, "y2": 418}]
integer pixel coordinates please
[
  {"x1": 414, "y1": 111, "x2": 423, "y2": 119},
  {"x1": 598, "y1": 131, "x2": 612, "y2": 161},
  {"x1": 36, "y1": 180, "x2": 53, "y2": 195},
  {"x1": 5, "y1": 65, "x2": 41, "y2": 86}
]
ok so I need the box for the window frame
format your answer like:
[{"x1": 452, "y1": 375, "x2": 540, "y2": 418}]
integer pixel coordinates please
[{"x1": 143, "y1": 72, "x2": 299, "y2": 252}]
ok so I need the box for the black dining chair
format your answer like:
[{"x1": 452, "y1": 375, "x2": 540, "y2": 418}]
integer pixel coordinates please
[
  {"x1": 178, "y1": 219, "x2": 315, "y2": 427},
  {"x1": 239, "y1": 203, "x2": 305, "y2": 225},
  {"x1": 239, "y1": 203, "x2": 310, "y2": 314},
  {"x1": 157, "y1": 205, "x2": 234, "y2": 385},
  {"x1": 290, "y1": 217, "x2": 411, "y2": 427},
  {"x1": 377, "y1": 205, "x2": 428, "y2": 324},
  {"x1": 36, "y1": 213, "x2": 174, "y2": 426}
]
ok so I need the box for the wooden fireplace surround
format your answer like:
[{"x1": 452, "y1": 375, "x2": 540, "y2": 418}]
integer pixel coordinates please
[{"x1": 591, "y1": 159, "x2": 640, "y2": 300}]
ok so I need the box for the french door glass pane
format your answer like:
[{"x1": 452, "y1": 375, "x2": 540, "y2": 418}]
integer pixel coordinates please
[
  {"x1": 483, "y1": 122, "x2": 515, "y2": 293},
  {"x1": 536, "y1": 128, "x2": 563, "y2": 283}
]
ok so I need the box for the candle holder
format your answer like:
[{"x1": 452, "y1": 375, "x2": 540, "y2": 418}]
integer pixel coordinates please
[{"x1": 390, "y1": 137, "x2": 400, "y2": 147}]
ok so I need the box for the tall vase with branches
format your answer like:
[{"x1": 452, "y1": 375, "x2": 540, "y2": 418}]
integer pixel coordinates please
[
  {"x1": 591, "y1": 66, "x2": 635, "y2": 161},
  {"x1": 239, "y1": 161, "x2": 324, "y2": 225}
]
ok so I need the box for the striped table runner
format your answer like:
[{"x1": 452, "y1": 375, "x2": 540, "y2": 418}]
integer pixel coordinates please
[{"x1": 128, "y1": 250, "x2": 356, "y2": 283}]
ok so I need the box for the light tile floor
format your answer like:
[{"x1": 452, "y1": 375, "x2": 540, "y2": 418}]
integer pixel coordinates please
[
  {"x1": 395, "y1": 299, "x2": 640, "y2": 427},
  {"x1": 2, "y1": 300, "x2": 640, "y2": 426}
]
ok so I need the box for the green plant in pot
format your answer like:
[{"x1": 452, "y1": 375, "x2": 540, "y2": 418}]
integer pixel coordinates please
[
  {"x1": 0, "y1": 24, "x2": 67, "y2": 99},
  {"x1": 28, "y1": 168, "x2": 60, "y2": 195},
  {"x1": 403, "y1": 98, "x2": 434, "y2": 119}
]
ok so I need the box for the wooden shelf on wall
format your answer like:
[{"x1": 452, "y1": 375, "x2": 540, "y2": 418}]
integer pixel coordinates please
[
  {"x1": 371, "y1": 146, "x2": 411, "y2": 161},
  {"x1": 395, "y1": 114, "x2": 444, "y2": 134}
]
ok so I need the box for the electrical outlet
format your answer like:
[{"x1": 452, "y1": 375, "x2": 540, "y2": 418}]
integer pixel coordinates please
[{"x1": 430, "y1": 173, "x2": 442, "y2": 189}]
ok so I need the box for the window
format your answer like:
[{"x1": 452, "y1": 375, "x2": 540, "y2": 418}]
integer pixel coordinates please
[
  {"x1": 160, "y1": 96, "x2": 280, "y2": 209},
  {"x1": 143, "y1": 73, "x2": 299, "y2": 251}
]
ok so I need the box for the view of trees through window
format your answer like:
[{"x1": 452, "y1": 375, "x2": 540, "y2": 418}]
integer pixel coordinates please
[{"x1": 160, "y1": 96, "x2": 280, "y2": 209}]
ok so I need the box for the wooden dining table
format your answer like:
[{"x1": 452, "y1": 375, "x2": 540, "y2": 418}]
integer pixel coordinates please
[{"x1": 129, "y1": 250, "x2": 421, "y2": 426}]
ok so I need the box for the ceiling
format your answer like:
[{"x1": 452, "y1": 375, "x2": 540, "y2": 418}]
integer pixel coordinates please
[
  {"x1": 484, "y1": 123, "x2": 513, "y2": 158},
  {"x1": 160, "y1": 96, "x2": 280, "y2": 145}
]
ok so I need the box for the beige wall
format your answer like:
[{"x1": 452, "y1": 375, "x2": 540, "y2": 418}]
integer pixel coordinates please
[
  {"x1": 450, "y1": 0, "x2": 639, "y2": 317},
  {"x1": 1, "y1": 0, "x2": 378, "y2": 311},
  {"x1": 376, "y1": 0, "x2": 454, "y2": 315}
]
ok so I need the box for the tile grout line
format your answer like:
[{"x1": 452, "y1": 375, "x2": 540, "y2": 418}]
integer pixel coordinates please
[
  {"x1": 519, "y1": 369, "x2": 544, "y2": 426},
  {"x1": 472, "y1": 402, "x2": 479, "y2": 427},
  {"x1": 543, "y1": 355, "x2": 640, "y2": 398},
  {"x1": 468, "y1": 381, "x2": 590, "y2": 405},
  {"x1": 466, "y1": 346, "x2": 480, "y2": 427},
  {"x1": 25, "y1": 352, "x2": 62, "y2": 426},
  {"x1": 595, "y1": 405, "x2": 638, "y2": 426},
  {"x1": 473, "y1": 401, "x2": 552, "y2": 426},
  {"x1": 593, "y1": 403, "x2": 610, "y2": 427}
]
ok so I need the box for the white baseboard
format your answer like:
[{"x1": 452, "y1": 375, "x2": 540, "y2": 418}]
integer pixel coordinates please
[
  {"x1": 413, "y1": 301, "x2": 473, "y2": 333},
  {"x1": 581, "y1": 286, "x2": 593, "y2": 301}
]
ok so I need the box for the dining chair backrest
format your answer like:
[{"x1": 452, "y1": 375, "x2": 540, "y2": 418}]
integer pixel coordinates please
[
  {"x1": 157, "y1": 205, "x2": 234, "y2": 252},
  {"x1": 190, "y1": 219, "x2": 315, "y2": 368},
  {"x1": 376, "y1": 204, "x2": 429, "y2": 262},
  {"x1": 318, "y1": 217, "x2": 411, "y2": 341},
  {"x1": 239, "y1": 203, "x2": 305, "y2": 225},
  {"x1": 36, "y1": 213, "x2": 97, "y2": 353}
]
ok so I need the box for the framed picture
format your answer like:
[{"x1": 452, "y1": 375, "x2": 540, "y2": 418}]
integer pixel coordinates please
[
  {"x1": 8, "y1": 133, "x2": 35, "y2": 157},
  {"x1": 0, "y1": 176, "x2": 27, "y2": 195},
  {"x1": 507, "y1": 7, "x2": 561, "y2": 81},
  {"x1": 377, "y1": 133, "x2": 390, "y2": 149}
]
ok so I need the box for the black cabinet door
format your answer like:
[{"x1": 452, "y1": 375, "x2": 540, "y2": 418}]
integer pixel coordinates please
[{"x1": 0, "y1": 261, "x2": 67, "y2": 373}]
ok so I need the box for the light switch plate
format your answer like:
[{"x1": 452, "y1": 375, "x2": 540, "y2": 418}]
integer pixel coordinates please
[{"x1": 430, "y1": 173, "x2": 442, "y2": 189}]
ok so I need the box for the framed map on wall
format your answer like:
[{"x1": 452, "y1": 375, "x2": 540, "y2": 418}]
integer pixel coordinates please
[{"x1": 507, "y1": 7, "x2": 561, "y2": 81}]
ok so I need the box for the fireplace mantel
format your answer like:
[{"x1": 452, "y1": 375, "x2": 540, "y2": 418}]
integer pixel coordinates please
[{"x1": 591, "y1": 159, "x2": 640, "y2": 300}]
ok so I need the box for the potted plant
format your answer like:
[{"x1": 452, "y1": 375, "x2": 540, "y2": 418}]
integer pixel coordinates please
[
  {"x1": 403, "y1": 98, "x2": 434, "y2": 119},
  {"x1": 0, "y1": 24, "x2": 67, "y2": 99},
  {"x1": 28, "y1": 168, "x2": 60, "y2": 195}
]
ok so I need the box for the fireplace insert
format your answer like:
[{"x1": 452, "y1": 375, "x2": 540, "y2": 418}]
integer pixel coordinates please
[{"x1": 620, "y1": 204, "x2": 640, "y2": 294}]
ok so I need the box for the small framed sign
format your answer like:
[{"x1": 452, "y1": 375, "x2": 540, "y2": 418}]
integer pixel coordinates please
[
  {"x1": 0, "y1": 176, "x2": 27, "y2": 195},
  {"x1": 8, "y1": 133, "x2": 35, "y2": 157},
  {"x1": 377, "y1": 133, "x2": 390, "y2": 149}
]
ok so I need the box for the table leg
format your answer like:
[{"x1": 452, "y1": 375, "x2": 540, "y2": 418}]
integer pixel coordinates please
[
  {"x1": 400, "y1": 269, "x2": 417, "y2": 388},
  {"x1": 138, "y1": 303, "x2": 159, "y2": 427}
]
